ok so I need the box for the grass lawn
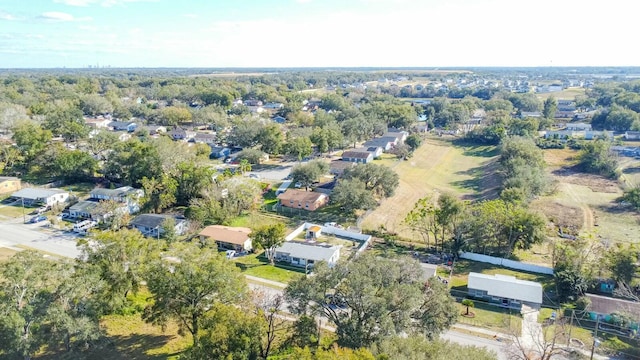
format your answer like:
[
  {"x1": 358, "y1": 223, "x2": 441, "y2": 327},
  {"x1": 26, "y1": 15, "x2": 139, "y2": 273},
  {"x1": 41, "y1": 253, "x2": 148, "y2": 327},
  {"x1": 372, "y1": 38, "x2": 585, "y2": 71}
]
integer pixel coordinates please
[
  {"x1": 448, "y1": 259, "x2": 554, "y2": 295},
  {"x1": 457, "y1": 302, "x2": 522, "y2": 335},
  {"x1": 361, "y1": 137, "x2": 499, "y2": 239},
  {"x1": 228, "y1": 211, "x2": 292, "y2": 229},
  {"x1": 234, "y1": 252, "x2": 305, "y2": 284},
  {"x1": 0, "y1": 204, "x2": 28, "y2": 219},
  {"x1": 535, "y1": 87, "x2": 586, "y2": 101},
  {"x1": 97, "y1": 314, "x2": 190, "y2": 360}
]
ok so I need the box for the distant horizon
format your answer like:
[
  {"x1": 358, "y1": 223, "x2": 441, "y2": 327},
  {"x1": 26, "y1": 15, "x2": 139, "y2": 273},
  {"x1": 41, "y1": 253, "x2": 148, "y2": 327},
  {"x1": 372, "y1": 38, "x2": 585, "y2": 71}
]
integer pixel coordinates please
[{"x1": 1, "y1": 0, "x2": 638, "y2": 68}]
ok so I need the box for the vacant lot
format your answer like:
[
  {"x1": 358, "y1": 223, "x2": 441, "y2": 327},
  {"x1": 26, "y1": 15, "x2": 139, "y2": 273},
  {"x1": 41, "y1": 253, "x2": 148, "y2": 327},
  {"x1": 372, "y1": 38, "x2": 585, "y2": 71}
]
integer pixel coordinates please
[
  {"x1": 361, "y1": 138, "x2": 499, "y2": 237},
  {"x1": 535, "y1": 87, "x2": 586, "y2": 101},
  {"x1": 533, "y1": 148, "x2": 640, "y2": 246}
]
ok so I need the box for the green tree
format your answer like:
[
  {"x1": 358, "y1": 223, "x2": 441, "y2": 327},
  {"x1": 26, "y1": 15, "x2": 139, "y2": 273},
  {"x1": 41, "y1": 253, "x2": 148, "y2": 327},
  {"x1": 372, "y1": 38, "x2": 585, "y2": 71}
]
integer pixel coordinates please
[
  {"x1": 461, "y1": 299, "x2": 474, "y2": 316},
  {"x1": 182, "y1": 303, "x2": 264, "y2": 360},
  {"x1": 103, "y1": 139, "x2": 163, "y2": 186},
  {"x1": 81, "y1": 229, "x2": 160, "y2": 312},
  {"x1": 285, "y1": 254, "x2": 457, "y2": 348},
  {"x1": 174, "y1": 161, "x2": 215, "y2": 206},
  {"x1": 12, "y1": 119, "x2": 52, "y2": 160},
  {"x1": 331, "y1": 178, "x2": 377, "y2": 214},
  {"x1": 606, "y1": 244, "x2": 638, "y2": 284},
  {"x1": 285, "y1": 136, "x2": 313, "y2": 161},
  {"x1": 405, "y1": 133, "x2": 423, "y2": 152},
  {"x1": 161, "y1": 106, "x2": 192, "y2": 125},
  {"x1": 141, "y1": 174, "x2": 178, "y2": 213},
  {"x1": 236, "y1": 148, "x2": 266, "y2": 165},
  {"x1": 256, "y1": 123, "x2": 284, "y2": 155},
  {"x1": 542, "y1": 96, "x2": 558, "y2": 119},
  {"x1": 578, "y1": 139, "x2": 619, "y2": 178},
  {"x1": 619, "y1": 186, "x2": 640, "y2": 210},
  {"x1": 0, "y1": 252, "x2": 103, "y2": 359},
  {"x1": 252, "y1": 223, "x2": 286, "y2": 264},
  {"x1": 85, "y1": 129, "x2": 119, "y2": 159},
  {"x1": 290, "y1": 160, "x2": 329, "y2": 190},
  {"x1": 371, "y1": 336, "x2": 497, "y2": 360},
  {"x1": 144, "y1": 245, "x2": 247, "y2": 347},
  {"x1": 342, "y1": 163, "x2": 399, "y2": 198}
]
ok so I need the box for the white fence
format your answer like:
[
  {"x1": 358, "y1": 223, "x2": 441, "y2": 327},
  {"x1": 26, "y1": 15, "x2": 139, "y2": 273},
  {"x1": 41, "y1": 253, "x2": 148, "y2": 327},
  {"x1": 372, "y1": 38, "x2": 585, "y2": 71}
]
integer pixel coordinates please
[{"x1": 459, "y1": 252, "x2": 554, "y2": 275}]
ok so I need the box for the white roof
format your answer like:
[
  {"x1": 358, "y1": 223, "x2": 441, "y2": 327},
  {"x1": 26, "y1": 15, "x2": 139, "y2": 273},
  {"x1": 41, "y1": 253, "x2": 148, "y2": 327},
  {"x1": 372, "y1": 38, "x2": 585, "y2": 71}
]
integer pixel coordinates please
[
  {"x1": 12, "y1": 188, "x2": 68, "y2": 200},
  {"x1": 468, "y1": 272, "x2": 543, "y2": 304},
  {"x1": 275, "y1": 241, "x2": 340, "y2": 262}
]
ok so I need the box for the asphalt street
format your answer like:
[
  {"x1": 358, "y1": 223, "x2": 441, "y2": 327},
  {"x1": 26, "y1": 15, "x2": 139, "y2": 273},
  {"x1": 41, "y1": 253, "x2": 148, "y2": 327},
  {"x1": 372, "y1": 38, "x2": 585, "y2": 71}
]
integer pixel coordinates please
[{"x1": 0, "y1": 221, "x2": 82, "y2": 258}]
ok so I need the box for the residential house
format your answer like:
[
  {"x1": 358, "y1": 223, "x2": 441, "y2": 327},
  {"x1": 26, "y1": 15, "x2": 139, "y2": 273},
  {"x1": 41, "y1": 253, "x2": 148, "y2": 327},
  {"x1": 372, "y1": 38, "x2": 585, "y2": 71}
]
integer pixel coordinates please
[
  {"x1": 363, "y1": 136, "x2": 397, "y2": 151},
  {"x1": 68, "y1": 200, "x2": 101, "y2": 220},
  {"x1": 624, "y1": 131, "x2": 640, "y2": 140},
  {"x1": 467, "y1": 272, "x2": 543, "y2": 309},
  {"x1": 314, "y1": 180, "x2": 337, "y2": 195},
  {"x1": 0, "y1": 176, "x2": 21, "y2": 195},
  {"x1": 584, "y1": 131, "x2": 613, "y2": 140},
  {"x1": 146, "y1": 125, "x2": 167, "y2": 135},
  {"x1": 585, "y1": 293, "x2": 640, "y2": 331},
  {"x1": 247, "y1": 106, "x2": 264, "y2": 114},
  {"x1": 243, "y1": 99, "x2": 263, "y2": 107},
  {"x1": 210, "y1": 146, "x2": 231, "y2": 159},
  {"x1": 199, "y1": 225, "x2": 252, "y2": 252},
  {"x1": 566, "y1": 122, "x2": 592, "y2": 131},
  {"x1": 90, "y1": 186, "x2": 143, "y2": 213},
  {"x1": 109, "y1": 120, "x2": 137, "y2": 132},
  {"x1": 130, "y1": 214, "x2": 187, "y2": 238},
  {"x1": 341, "y1": 149, "x2": 374, "y2": 164},
  {"x1": 84, "y1": 116, "x2": 112, "y2": 129},
  {"x1": 520, "y1": 111, "x2": 542, "y2": 119},
  {"x1": 366, "y1": 146, "x2": 383, "y2": 158},
  {"x1": 329, "y1": 160, "x2": 356, "y2": 176},
  {"x1": 383, "y1": 130, "x2": 409, "y2": 144},
  {"x1": 275, "y1": 181, "x2": 293, "y2": 196},
  {"x1": 193, "y1": 132, "x2": 217, "y2": 145},
  {"x1": 169, "y1": 126, "x2": 195, "y2": 141},
  {"x1": 263, "y1": 102, "x2": 284, "y2": 110},
  {"x1": 277, "y1": 189, "x2": 329, "y2": 212},
  {"x1": 12, "y1": 188, "x2": 69, "y2": 206},
  {"x1": 274, "y1": 241, "x2": 341, "y2": 268}
]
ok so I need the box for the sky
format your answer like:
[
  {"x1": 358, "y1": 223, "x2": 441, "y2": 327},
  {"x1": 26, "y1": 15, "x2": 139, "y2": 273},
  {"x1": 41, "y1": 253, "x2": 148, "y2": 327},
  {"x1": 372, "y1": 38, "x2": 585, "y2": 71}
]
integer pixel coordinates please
[{"x1": 0, "y1": 0, "x2": 638, "y2": 68}]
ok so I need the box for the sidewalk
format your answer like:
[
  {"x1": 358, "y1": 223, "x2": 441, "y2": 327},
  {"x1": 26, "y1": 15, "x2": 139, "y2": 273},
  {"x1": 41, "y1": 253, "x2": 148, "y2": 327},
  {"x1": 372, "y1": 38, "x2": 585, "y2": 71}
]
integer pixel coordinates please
[{"x1": 244, "y1": 274, "x2": 287, "y2": 289}]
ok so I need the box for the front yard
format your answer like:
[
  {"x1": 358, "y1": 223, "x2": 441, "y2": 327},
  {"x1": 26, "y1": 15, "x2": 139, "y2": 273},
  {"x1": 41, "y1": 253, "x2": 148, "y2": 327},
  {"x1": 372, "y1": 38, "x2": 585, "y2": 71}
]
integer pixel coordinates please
[{"x1": 233, "y1": 252, "x2": 305, "y2": 284}]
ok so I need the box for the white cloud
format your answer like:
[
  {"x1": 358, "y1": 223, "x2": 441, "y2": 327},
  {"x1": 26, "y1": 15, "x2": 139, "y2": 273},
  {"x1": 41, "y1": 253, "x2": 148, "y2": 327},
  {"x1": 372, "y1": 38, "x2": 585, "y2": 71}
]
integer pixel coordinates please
[
  {"x1": 40, "y1": 11, "x2": 75, "y2": 21},
  {"x1": 53, "y1": 0, "x2": 95, "y2": 6},
  {"x1": 0, "y1": 10, "x2": 19, "y2": 21},
  {"x1": 39, "y1": 11, "x2": 92, "y2": 22}
]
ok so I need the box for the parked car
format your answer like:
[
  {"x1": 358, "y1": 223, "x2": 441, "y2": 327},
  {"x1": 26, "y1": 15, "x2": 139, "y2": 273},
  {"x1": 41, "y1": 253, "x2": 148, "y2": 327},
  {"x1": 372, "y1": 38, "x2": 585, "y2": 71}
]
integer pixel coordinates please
[
  {"x1": 294, "y1": 182, "x2": 302, "y2": 188},
  {"x1": 225, "y1": 250, "x2": 236, "y2": 259},
  {"x1": 28, "y1": 215, "x2": 47, "y2": 224}
]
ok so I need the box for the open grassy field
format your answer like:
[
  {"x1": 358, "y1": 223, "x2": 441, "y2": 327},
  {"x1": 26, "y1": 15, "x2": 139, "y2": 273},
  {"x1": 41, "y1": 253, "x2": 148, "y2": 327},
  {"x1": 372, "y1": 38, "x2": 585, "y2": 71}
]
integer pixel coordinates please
[
  {"x1": 361, "y1": 137, "x2": 500, "y2": 237},
  {"x1": 0, "y1": 247, "x2": 17, "y2": 261},
  {"x1": 531, "y1": 148, "x2": 640, "y2": 247},
  {"x1": 535, "y1": 87, "x2": 586, "y2": 101}
]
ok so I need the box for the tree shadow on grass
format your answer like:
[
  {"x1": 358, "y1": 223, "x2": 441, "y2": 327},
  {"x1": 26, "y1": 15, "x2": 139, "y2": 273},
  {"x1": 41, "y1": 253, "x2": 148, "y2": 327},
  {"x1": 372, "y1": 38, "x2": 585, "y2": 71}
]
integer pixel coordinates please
[
  {"x1": 622, "y1": 166, "x2": 640, "y2": 174},
  {"x1": 451, "y1": 164, "x2": 501, "y2": 201}
]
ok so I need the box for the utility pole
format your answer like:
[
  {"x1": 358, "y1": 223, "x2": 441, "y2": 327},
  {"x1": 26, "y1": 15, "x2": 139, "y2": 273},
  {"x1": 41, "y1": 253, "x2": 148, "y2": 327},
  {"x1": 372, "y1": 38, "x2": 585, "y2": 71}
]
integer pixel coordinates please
[
  {"x1": 566, "y1": 309, "x2": 574, "y2": 349},
  {"x1": 21, "y1": 197, "x2": 25, "y2": 223},
  {"x1": 590, "y1": 316, "x2": 600, "y2": 360}
]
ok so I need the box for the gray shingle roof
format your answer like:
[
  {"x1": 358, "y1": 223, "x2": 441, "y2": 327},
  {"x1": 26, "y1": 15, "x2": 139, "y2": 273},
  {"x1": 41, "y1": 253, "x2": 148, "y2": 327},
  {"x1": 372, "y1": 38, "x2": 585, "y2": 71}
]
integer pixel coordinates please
[
  {"x1": 130, "y1": 214, "x2": 174, "y2": 229},
  {"x1": 12, "y1": 188, "x2": 68, "y2": 200}
]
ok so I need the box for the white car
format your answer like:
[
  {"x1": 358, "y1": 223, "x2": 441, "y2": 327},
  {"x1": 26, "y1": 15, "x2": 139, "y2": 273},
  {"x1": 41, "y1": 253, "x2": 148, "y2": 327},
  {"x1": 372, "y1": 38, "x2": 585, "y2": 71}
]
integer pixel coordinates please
[
  {"x1": 294, "y1": 182, "x2": 302, "y2": 188},
  {"x1": 225, "y1": 250, "x2": 236, "y2": 259}
]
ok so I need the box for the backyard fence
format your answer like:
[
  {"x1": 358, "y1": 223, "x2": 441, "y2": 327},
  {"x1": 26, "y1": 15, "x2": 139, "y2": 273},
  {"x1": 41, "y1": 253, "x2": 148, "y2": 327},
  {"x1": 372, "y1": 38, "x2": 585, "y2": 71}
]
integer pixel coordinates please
[
  {"x1": 459, "y1": 252, "x2": 554, "y2": 275},
  {"x1": 285, "y1": 222, "x2": 373, "y2": 256}
]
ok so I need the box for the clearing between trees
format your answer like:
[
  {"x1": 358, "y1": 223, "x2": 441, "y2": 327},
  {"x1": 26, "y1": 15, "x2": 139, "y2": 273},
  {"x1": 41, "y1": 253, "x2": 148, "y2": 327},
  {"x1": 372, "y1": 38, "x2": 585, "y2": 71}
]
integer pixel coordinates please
[{"x1": 361, "y1": 137, "x2": 500, "y2": 238}]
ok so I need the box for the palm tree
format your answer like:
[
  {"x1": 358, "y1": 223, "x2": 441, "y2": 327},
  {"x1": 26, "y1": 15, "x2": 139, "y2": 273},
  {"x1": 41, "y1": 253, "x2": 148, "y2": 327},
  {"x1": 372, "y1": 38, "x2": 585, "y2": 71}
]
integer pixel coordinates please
[
  {"x1": 461, "y1": 298, "x2": 474, "y2": 315},
  {"x1": 239, "y1": 159, "x2": 251, "y2": 175}
]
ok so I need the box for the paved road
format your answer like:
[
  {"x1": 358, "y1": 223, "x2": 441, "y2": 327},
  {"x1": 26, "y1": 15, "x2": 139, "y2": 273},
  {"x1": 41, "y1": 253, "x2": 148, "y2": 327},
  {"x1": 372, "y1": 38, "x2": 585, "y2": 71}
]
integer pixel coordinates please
[
  {"x1": 441, "y1": 330, "x2": 508, "y2": 360},
  {"x1": 0, "y1": 221, "x2": 81, "y2": 258}
]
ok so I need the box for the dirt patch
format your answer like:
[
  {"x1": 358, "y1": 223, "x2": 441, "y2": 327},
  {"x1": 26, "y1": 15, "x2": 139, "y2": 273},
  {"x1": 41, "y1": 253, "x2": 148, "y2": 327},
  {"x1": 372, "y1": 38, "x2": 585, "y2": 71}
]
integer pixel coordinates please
[
  {"x1": 551, "y1": 168, "x2": 620, "y2": 193},
  {"x1": 531, "y1": 200, "x2": 583, "y2": 235}
]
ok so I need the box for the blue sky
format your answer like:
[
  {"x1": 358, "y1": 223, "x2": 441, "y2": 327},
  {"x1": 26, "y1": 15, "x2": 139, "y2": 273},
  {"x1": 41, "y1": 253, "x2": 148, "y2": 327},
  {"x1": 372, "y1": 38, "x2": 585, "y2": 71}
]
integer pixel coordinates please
[{"x1": 0, "y1": 0, "x2": 637, "y2": 68}]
